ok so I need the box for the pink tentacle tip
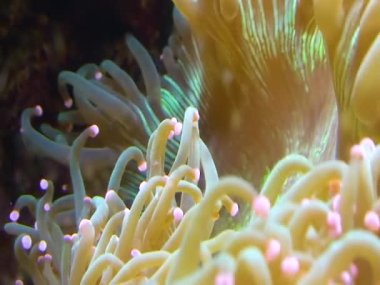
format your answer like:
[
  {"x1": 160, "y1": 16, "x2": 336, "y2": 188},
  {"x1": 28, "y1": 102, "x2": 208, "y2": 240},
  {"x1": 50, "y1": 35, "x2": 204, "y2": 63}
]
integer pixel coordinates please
[
  {"x1": 215, "y1": 271, "x2": 235, "y2": 285},
  {"x1": 9, "y1": 210, "x2": 20, "y2": 222},
  {"x1": 37, "y1": 255, "x2": 44, "y2": 264},
  {"x1": 281, "y1": 256, "x2": 300, "y2": 277},
  {"x1": 79, "y1": 219, "x2": 93, "y2": 233},
  {"x1": 173, "y1": 207, "x2": 184, "y2": 222},
  {"x1": 138, "y1": 161, "x2": 148, "y2": 172},
  {"x1": 39, "y1": 179, "x2": 49, "y2": 191},
  {"x1": 349, "y1": 263, "x2": 358, "y2": 277},
  {"x1": 340, "y1": 271, "x2": 352, "y2": 285},
  {"x1": 64, "y1": 98, "x2": 73, "y2": 108},
  {"x1": 168, "y1": 118, "x2": 181, "y2": 139},
  {"x1": 43, "y1": 203, "x2": 51, "y2": 212},
  {"x1": 364, "y1": 211, "x2": 380, "y2": 232},
  {"x1": 327, "y1": 211, "x2": 342, "y2": 237},
  {"x1": 43, "y1": 254, "x2": 53, "y2": 263},
  {"x1": 360, "y1": 137, "x2": 376, "y2": 155},
  {"x1": 230, "y1": 203, "x2": 239, "y2": 217},
  {"x1": 71, "y1": 233, "x2": 79, "y2": 243},
  {"x1": 63, "y1": 234, "x2": 74, "y2": 244},
  {"x1": 38, "y1": 240, "x2": 47, "y2": 252},
  {"x1": 34, "y1": 105, "x2": 43, "y2": 116},
  {"x1": 62, "y1": 184, "x2": 69, "y2": 192},
  {"x1": 15, "y1": 280, "x2": 24, "y2": 285},
  {"x1": 265, "y1": 239, "x2": 281, "y2": 262},
  {"x1": 193, "y1": 110, "x2": 200, "y2": 122},
  {"x1": 350, "y1": 144, "x2": 365, "y2": 160},
  {"x1": 94, "y1": 71, "x2": 103, "y2": 80},
  {"x1": 105, "y1": 189, "x2": 116, "y2": 200},
  {"x1": 192, "y1": 168, "x2": 201, "y2": 182},
  {"x1": 21, "y1": 235, "x2": 32, "y2": 250},
  {"x1": 88, "y1": 125, "x2": 99, "y2": 138},
  {"x1": 174, "y1": 122, "x2": 183, "y2": 136},
  {"x1": 131, "y1": 248, "x2": 141, "y2": 258},
  {"x1": 83, "y1": 196, "x2": 92, "y2": 204},
  {"x1": 252, "y1": 195, "x2": 271, "y2": 218}
]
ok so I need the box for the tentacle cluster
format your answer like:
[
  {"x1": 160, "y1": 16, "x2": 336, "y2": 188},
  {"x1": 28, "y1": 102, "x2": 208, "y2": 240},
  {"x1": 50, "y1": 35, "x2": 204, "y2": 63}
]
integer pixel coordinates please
[
  {"x1": 19, "y1": 30, "x2": 197, "y2": 183},
  {"x1": 7, "y1": 108, "x2": 380, "y2": 284},
  {"x1": 19, "y1": 29, "x2": 199, "y2": 197}
]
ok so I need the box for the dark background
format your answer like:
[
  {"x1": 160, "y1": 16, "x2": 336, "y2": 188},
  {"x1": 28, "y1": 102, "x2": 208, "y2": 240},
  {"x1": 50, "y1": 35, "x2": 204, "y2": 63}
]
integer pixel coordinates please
[{"x1": 0, "y1": 0, "x2": 173, "y2": 282}]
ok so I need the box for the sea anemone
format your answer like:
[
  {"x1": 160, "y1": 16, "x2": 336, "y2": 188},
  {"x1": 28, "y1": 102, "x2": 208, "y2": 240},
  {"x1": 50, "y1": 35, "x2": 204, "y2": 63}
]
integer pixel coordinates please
[
  {"x1": 6, "y1": 0, "x2": 380, "y2": 284},
  {"x1": 7, "y1": 107, "x2": 380, "y2": 284}
]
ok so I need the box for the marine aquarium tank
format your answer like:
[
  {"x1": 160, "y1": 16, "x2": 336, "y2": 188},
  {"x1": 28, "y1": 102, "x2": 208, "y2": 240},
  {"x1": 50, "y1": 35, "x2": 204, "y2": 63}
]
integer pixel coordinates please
[{"x1": 3, "y1": 0, "x2": 380, "y2": 284}]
